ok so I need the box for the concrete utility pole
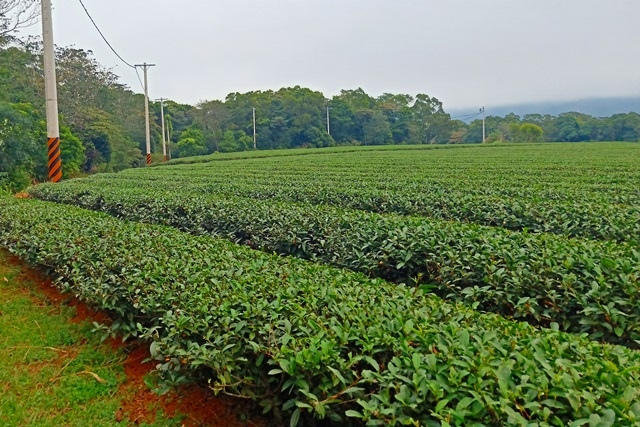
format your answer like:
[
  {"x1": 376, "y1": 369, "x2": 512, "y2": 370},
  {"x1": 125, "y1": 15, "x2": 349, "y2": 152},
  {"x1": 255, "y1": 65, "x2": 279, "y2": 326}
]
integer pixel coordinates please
[
  {"x1": 135, "y1": 62, "x2": 155, "y2": 164},
  {"x1": 326, "y1": 106, "x2": 331, "y2": 136},
  {"x1": 480, "y1": 106, "x2": 486, "y2": 143},
  {"x1": 252, "y1": 107, "x2": 257, "y2": 150},
  {"x1": 41, "y1": 0, "x2": 62, "y2": 182},
  {"x1": 157, "y1": 98, "x2": 167, "y2": 161},
  {"x1": 166, "y1": 119, "x2": 172, "y2": 159}
]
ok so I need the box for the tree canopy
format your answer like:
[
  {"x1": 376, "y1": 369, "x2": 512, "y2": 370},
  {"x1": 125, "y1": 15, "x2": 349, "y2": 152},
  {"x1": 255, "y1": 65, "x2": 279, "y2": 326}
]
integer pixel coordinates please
[{"x1": 1, "y1": 35, "x2": 638, "y2": 192}]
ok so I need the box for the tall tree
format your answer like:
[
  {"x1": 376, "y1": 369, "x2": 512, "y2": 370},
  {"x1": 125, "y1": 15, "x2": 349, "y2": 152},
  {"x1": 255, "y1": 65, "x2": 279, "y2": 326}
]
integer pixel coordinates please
[
  {"x1": 327, "y1": 98, "x2": 358, "y2": 144},
  {"x1": 53, "y1": 46, "x2": 143, "y2": 170},
  {"x1": 362, "y1": 110, "x2": 392, "y2": 145},
  {"x1": 412, "y1": 94, "x2": 453, "y2": 144},
  {"x1": 0, "y1": 40, "x2": 41, "y2": 105},
  {"x1": 0, "y1": 101, "x2": 83, "y2": 190},
  {"x1": 377, "y1": 93, "x2": 414, "y2": 144}
]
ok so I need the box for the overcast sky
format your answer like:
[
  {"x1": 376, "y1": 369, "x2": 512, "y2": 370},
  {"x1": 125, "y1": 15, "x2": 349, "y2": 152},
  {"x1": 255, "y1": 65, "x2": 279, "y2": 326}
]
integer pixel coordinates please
[{"x1": 19, "y1": 0, "x2": 640, "y2": 111}]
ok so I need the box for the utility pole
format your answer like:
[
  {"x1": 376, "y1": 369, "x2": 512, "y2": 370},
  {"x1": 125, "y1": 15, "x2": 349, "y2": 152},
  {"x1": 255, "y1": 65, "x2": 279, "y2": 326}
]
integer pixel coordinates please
[
  {"x1": 157, "y1": 98, "x2": 167, "y2": 162},
  {"x1": 41, "y1": 0, "x2": 62, "y2": 182},
  {"x1": 326, "y1": 106, "x2": 331, "y2": 136},
  {"x1": 252, "y1": 107, "x2": 257, "y2": 150},
  {"x1": 166, "y1": 120, "x2": 172, "y2": 159},
  {"x1": 135, "y1": 62, "x2": 155, "y2": 164},
  {"x1": 480, "y1": 106, "x2": 486, "y2": 143}
]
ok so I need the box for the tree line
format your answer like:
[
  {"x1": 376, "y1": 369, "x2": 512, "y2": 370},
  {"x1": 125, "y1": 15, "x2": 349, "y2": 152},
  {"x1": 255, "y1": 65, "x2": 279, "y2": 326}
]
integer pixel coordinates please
[
  {"x1": 1, "y1": 38, "x2": 144, "y2": 191},
  {"x1": 1, "y1": 38, "x2": 639, "y2": 191},
  {"x1": 459, "y1": 112, "x2": 640, "y2": 144}
]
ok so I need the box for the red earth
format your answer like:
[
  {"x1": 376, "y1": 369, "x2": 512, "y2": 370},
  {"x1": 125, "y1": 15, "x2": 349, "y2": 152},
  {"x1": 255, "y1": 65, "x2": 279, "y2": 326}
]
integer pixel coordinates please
[{"x1": 6, "y1": 253, "x2": 267, "y2": 427}]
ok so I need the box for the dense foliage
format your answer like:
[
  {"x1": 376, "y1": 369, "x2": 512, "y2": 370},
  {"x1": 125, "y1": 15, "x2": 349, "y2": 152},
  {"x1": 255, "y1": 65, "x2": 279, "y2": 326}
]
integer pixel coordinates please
[
  {"x1": 1, "y1": 197, "x2": 639, "y2": 426},
  {"x1": 29, "y1": 144, "x2": 640, "y2": 347},
  {"x1": 2, "y1": 36, "x2": 639, "y2": 192},
  {"x1": 185, "y1": 92, "x2": 640, "y2": 153},
  {"x1": 0, "y1": 39, "x2": 143, "y2": 190},
  {"x1": 191, "y1": 89, "x2": 456, "y2": 152},
  {"x1": 460, "y1": 112, "x2": 640, "y2": 144}
]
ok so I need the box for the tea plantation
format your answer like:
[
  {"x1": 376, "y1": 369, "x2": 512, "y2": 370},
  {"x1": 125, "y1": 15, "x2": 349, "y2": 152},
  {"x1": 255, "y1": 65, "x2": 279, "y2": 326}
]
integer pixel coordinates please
[{"x1": 1, "y1": 142, "x2": 639, "y2": 426}]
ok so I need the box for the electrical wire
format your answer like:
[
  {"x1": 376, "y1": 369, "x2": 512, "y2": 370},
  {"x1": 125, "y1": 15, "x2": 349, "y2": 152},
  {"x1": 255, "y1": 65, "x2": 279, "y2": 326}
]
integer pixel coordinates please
[
  {"x1": 77, "y1": 0, "x2": 135, "y2": 69},
  {"x1": 452, "y1": 112, "x2": 481, "y2": 119},
  {"x1": 451, "y1": 112, "x2": 483, "y2": 120},
  {"x1": 76, "y1": 0, "x2": 147, "y2": 93}
]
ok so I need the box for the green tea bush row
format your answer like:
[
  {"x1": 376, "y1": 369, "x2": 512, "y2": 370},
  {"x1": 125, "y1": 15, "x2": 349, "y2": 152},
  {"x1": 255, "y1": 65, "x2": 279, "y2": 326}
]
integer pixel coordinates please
[
  {"x1": 150, "y1": 143, "x2": 472, "y2": 167},
  {"x1": 139, "y1": 142, "x2": 640, "y2": 244},
  {"x1": 77, "y1": 175, "x2": 640, "y2": 244},
  {"x1": 29, "y1": 185, "x2": 640, "y2": 347},
  {"x1": 194, "y1": 182, "x2": 640, "y2": 244},
  {"x1": 1, "y1": 197, "x2": 639, "y2": 426}
]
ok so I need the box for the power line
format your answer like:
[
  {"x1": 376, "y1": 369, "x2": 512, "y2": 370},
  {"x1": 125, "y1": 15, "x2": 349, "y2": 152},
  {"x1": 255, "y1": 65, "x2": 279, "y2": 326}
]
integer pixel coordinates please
[
  {"x1": 76, "y1": 0, "x2": 145, "y2": 92},
  {"x1": 452, "y1": 112, "x2": 480, "y2": 119},
  {"x1": 451, "y1": 112, "x2": 482, "y2": 120},
  {"x1": 76, "y1": 0, "x2": 135, "y2": 69}
]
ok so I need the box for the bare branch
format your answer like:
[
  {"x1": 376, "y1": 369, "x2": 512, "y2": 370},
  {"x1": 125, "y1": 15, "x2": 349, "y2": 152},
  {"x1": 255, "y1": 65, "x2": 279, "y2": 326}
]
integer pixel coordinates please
[{"x1": 0, "y1": 0, "x2": 40, "y2": 37}]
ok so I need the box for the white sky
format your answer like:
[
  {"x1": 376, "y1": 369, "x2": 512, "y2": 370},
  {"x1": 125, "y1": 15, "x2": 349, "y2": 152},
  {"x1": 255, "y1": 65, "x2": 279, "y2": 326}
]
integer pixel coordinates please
[{"x1": 18, "y1": 0, "x2": 640, "y2": 110}]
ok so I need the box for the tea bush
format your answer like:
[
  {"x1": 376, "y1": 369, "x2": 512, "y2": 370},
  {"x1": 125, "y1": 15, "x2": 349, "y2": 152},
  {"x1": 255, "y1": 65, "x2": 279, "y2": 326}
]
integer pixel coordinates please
[
  {"x1": 1, "y1": 197, "x2": 639, "y2": 426},
  {"x1": 30, "y1": 184, "x2": 640, "y2": 347}
]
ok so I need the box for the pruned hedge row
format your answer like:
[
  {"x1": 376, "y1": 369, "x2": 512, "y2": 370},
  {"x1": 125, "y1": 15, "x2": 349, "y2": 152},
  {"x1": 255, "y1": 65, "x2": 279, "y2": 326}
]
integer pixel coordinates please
[
  {"x1": 126, "y1": 142, "x2": 640, "y2": 244},
  {"x1": 1, "y1": 197, "x2": 640, "y2": 426},
  {"x1": 199, "y1": 184, "x2": 640, "y2": 244},
  {"x1": 71, "y1": 174, "x2": 640, "y2": 245},
  {"x1": 29, "y1": 184, "x2": 640, "y2": 347},
  {"x1": 149, "y1": 143, "x2": 475, "y2": 167}
]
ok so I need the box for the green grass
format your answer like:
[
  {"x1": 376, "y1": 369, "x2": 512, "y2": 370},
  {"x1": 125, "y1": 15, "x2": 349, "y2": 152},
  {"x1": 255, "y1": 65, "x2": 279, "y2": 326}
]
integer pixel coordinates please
[{"x1": 0, "y1": 251, "x2": 185, "y2": 427}]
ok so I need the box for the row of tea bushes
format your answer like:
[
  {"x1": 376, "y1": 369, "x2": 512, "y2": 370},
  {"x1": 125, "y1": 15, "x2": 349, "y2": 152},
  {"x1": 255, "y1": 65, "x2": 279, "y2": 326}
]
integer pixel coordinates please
[
  {"x1": 139, "y1": 142, "x2": 640, "y2": 244},
  {"x1": 1, "y1": 197, "x2": 639, "y2": 426},
  {"x1": 29, "y1": 184, "x2": 640, "y2": 347}
]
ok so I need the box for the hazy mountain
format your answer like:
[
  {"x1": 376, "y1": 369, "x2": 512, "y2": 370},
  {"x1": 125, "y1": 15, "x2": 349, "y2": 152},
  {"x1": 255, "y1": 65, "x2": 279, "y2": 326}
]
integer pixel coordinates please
[{"x1": 449, "y1": 97, "x2": 640, "y2": 122}]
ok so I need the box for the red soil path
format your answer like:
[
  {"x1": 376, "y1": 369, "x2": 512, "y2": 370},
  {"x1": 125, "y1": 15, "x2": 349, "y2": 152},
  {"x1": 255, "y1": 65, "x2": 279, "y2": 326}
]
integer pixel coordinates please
[{"x1": 6, "y1": 253, "x2": 267, "y2": 427}]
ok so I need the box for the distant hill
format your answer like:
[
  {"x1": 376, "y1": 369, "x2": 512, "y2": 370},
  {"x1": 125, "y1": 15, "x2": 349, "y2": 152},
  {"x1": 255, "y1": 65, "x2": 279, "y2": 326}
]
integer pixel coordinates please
[{"x1": 449, "y1": 97, "x2": 640, "y2": 122}]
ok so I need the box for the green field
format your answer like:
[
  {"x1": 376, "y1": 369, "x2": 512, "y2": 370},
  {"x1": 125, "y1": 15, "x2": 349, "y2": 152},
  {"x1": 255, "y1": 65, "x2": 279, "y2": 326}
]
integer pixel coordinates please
[{"x1": 2, "y1": 142, "x2": 640, "y2": 426}]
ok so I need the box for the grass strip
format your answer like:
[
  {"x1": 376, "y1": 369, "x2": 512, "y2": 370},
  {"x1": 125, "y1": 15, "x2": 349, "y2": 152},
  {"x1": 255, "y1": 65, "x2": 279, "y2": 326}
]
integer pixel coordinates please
[{"x1": 0, "y1": 250, "x2": 188, "y2": 427}]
